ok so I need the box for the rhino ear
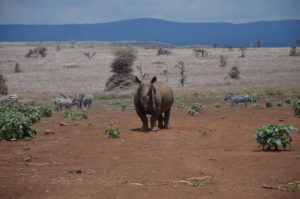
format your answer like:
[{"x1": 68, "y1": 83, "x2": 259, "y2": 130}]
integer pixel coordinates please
[
  {"x1": 151, "y1": 76, "x2": 157, "y2": 84},
  {"x1": 135, "y1": 76, "x2": 141, "y2": 84}
]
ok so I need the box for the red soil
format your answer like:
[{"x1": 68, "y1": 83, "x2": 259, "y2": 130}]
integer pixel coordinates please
[{"x1": 1, "y1": 106, "x2": 300, "y2": 199}]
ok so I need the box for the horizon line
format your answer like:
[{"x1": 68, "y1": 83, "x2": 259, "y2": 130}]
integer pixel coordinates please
[{"x1": 1, "y1": 17, "x2": 300, "y2": 26}]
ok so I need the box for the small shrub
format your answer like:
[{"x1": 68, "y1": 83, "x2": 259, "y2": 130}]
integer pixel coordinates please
[
  {"x1": 111, "y1": 47, "x2": 136, "y2": 74},
  {"x1": 64, "y1": 110, "x2": 88, "y2": 120},
  {"x1": 157, "y1": 48, "x2": 172, "y2": 56},
  {"x1": 293, "y1": 100, "x2": 300, "y2": 118},
  {"x1": 275, "y1": 101, "x2": 283, "y2": 107},
  {"x1": 265, "y1": 101, "x2": 273, "y2": 107},
  {"x1": 250, "y1": 95, "x2": 260, "y2": 102},
  {"x1": 265, "y1": 90, "x2": 282, "y2": 96},
  {"x1": 188, "y1": 103, "x2": 203, "y2": 116},
  {"x1": 219, "y1": 55, "x2": 227, "y2": 67},
  {"x1": 255, "y1": 124, "x2": 298, "y2": 150},
  {"x1": 228, "y1": 66, "x2": 240, "y2": 80},
  {"x1": 284, "y1": 98, "x2": 294, "y2": 104},
  {"x1": 105, "y1": 125, "x2": 120, "y2": 138},
  {"x1": 200, "y1": 130, "x2": 209, "y2": 135},
  {"x1": 212, "y1": 103, "x2": 221, "y2": 108},
  {"x1": 177, "y1": 104, "x2": 185, "y2": 109}
]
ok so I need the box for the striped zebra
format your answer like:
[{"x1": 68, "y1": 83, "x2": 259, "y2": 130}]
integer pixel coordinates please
[
  {"x1": 0, "y1": 94, "x2": 18, "y2": 105},
  {"x1": 224, "y1": 93, "x2": 252, "y2": 107},
  {"x1": 54, "y1": 97, "x2": 79, "y2": 111},
  {"x1": 82, "y1": 95, "x2": 93, "y2": 109}
]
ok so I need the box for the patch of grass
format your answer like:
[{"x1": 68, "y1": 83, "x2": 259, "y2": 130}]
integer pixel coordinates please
[
  {"x1": 265, "y1": 90, "x2": 283, "y2": 96},
  {"x1": 185, "y1": 141, "x2": 196, "y2": 145},
  {"x1": 177, "y1": 104, "x2": 186, "y2": 109},
  {"x1": 212, "y1": 103, "x2": 221, "y2": 108},
  {"x1": 284, "y1": 98, "x2": 294, "y2": 104},
  {"x1": 105, "y1": 125, "x2": 120, "y2": 138}
]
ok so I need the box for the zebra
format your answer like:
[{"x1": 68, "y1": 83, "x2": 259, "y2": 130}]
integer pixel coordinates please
[
  {"x1": 54, "y1": 97, "x2": 79, "y2": 111},
  {"x1": 82, "y1": 95, "x2": 93, "y2": 109},
  {"x1": 0, "y1": 94, "x2": 18, "y2": 105},
  {"x1": 224, "y1": 93, "x2": 252, "y2": 107}
]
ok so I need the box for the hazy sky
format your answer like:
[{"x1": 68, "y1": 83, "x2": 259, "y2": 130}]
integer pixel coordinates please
[{"x1": 0, "y1": 0, "x2": 300, "y2": 24}]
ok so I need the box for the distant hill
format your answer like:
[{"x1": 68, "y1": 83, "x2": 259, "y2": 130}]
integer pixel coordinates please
[{"x1": 0, "y1": 18, "x2": 299, "y2": 47}]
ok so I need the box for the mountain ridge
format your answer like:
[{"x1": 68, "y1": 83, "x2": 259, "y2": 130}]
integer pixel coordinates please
[{"x1": 0, "y1": 18, "x2": 299, "y2": 47}]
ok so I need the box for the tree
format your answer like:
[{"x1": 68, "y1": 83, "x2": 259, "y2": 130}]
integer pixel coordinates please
[{"x1": 105, "y1": 47, "x2": 137, "y2": 91}]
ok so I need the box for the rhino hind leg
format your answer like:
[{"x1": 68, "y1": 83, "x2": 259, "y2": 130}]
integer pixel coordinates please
[{"x1": 163, "y1": 109, "x2": 171, "y2": 129}]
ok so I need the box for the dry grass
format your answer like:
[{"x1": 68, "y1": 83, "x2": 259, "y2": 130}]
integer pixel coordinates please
[{"x1": 0, "y1": 41, "x2": 300, "y2": 100}]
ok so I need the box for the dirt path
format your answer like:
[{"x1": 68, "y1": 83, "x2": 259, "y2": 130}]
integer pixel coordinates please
[{"x1": 1, "y1": 106, "x2": 300, "y2": 199}]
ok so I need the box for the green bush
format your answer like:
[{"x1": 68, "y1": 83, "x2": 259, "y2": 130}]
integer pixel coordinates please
[
  {"x1": 255, "y1": 124, "x2": 298, "y2": 150},
  {"x1": 105, "y1": 125, "x2": 120, "y2": 138},
  {"x1": 275, "y1": 101, "x2": 283, "y2": 107},
  {"x1": 0, "y1": 73, "x2": 8, "y2": 95},
  {"x1": 63, "y1": 110, "x2": 88, "y2": 120},
  {"x1": 177, "y1": 104, "x2": 186, "y2": 109},
  {"x1": 188, "y1": 103, "x2": 203, "y2": 116},
  {"x1": 293, "y1": 100, "x2": 300, "y2": 118},
  {"x1": 111, "y1": 47, "x2": 136, "y2": 74},
  {"x1": 285, "y1": 98, "x2": 294, "y2": 104},
  {"x1": 0, "y1": 103, "x2": 51, "y2": 140},
  {"x1": 265, "y1": 101, "x2": 273, "y2": 107}
]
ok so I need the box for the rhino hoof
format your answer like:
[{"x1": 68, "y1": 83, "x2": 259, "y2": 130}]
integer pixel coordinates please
[{"x1": 152, "y1": 127, "x2": 159, "y2": 132}]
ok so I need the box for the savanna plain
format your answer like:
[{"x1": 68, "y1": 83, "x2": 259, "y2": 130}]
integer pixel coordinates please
[{"x1": 0, "y1": 42, "x2": 300, "y2": 199}]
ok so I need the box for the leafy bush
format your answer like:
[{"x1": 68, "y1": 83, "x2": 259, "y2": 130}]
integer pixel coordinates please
[
  {"x1": 38, "y1": 106, "x2": 52, "y2": 117},
  {"x1": 293, "y1": 100, "x2": 300, "y2": 118},
  {"x1": 250, "y1": 95, "x2": 260, "y2": 102},
  {"x1": 0, "y1": 73, "x2": 8, "y2": 95},
  {"x1": 289, "y1": 46, "x2": 297, "y2": 56},
  {"x1": 105, "y1": 125, "x2": 120, "y2": 138},
  {"x1": 188, "y1": 103, "x2": 203, "y2": 116},
  {"x1": 63, "y1": 110, "x2": 88, "y2": 120},
  {"x1": 177, "y1": 104, "x2": 186, "y2": 109},
  {"x1": 284, "y1": 98, "x2": 294, "y2": 104},
  {"x1": 228, "y1": 66, "x2": 240, "y2": 80},
  {"x1": 157, "y1": 48, "x2": 172, "y2": 56},
  {"x1": 0, "y1": 111, "x2": 37, "y2": 140},
  {"x1": 265, "y1": 101, "x2": 273, "y2": 107},
  {"x1": 0, "y1": 103, "x2": 51, "y2": 140},
  {"x1": 255, "y1": 124, "x2": 298, "y2": 150}
]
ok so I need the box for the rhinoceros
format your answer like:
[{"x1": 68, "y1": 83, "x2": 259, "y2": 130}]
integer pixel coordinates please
[{"x1": 134, "y1": 74, "x2": 174, "y2": 131}]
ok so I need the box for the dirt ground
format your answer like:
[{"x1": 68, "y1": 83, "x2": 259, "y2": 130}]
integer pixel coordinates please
[{"x1": 1, "y1": 100, "x2": 300, "y2": 199}]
